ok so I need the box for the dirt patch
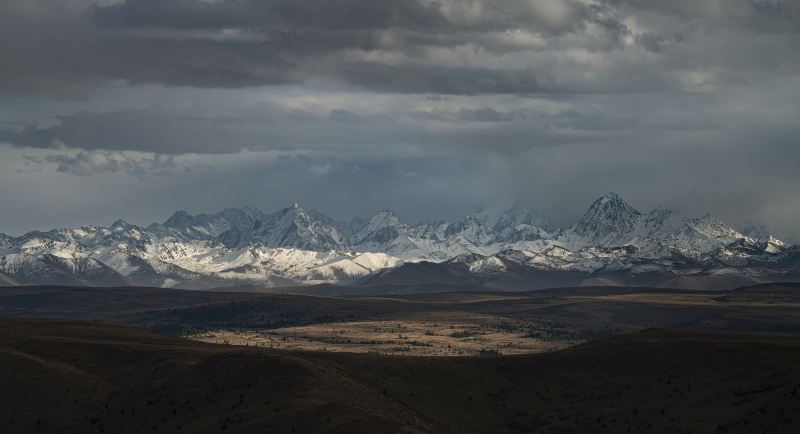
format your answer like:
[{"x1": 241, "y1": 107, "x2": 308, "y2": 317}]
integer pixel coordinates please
[{"x1": 190, "y1": 317, "x2": 578, "y2": 356}]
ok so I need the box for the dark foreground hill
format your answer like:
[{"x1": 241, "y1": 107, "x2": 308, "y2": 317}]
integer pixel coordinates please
[{"x1": 1, "y1": 319, "x2": 799, "y2": 433}]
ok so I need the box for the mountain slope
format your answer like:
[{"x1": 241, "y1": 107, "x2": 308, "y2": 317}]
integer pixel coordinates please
[
  {"x1": 572, "y1": 192, "x2": 642, "y2": 244},
  {"x1": 0, "y1": 194, "x2": 794, "y2": 289}
]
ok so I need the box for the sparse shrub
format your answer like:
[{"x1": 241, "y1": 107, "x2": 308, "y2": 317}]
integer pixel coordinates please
[{"x1": 450, "y1": 330, "x2": 478, "y2": 338}]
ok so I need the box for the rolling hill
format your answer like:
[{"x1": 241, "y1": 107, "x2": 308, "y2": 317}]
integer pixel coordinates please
[{"x1": 1, "y1": 318, "x2": 799, "y2": 433}]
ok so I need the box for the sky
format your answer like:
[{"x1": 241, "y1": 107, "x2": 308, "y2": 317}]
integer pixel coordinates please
[{"x1": 0, "y1": 0, "x2": 798, "y2": 241}]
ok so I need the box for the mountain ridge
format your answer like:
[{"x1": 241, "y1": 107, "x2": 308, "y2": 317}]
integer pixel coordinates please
[{"x1": 1, "y1": 193, "x2": 796, "y2": 290}]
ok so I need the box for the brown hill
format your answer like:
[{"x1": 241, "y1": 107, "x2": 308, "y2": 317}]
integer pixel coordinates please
[{"x1": 1, "y1": 318, "x2": 799, "y2": 433}]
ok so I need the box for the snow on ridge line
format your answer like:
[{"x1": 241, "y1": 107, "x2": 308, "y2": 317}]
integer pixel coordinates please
[{"x1": 0, "y1": 193, "x2": 795, "y2": 287}]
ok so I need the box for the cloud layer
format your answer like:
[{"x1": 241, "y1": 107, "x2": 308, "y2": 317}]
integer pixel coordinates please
[
  {"x1": 0, "y1": 0, "x2": 798, "y2": 241},
  {"x1": 3, "y1": 0, "x2": 797, "y2": 97}
]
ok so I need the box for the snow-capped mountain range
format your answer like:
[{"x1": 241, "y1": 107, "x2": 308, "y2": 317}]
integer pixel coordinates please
[{"x1": 1, "y1": 193, "x2": 797, "y2": 289}]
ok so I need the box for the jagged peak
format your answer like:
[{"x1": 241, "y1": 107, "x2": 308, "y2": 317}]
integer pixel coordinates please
[
  {"x1": 577, "y1": 192, "x2": 638, "y2": 222},
  {"x1": 164, "y1": 210, "x2": 194, "y2": 227},
  {"x1": 0, "y1": 233, "x2": 13, "y2": 246},
  {"x1": 461, "y1": 213, "x2": 485, "y2": 223},
  {"x1": 697, "y1": 212, "x2": 715, "y2": 221},
  {"x1": 364, "y1": 209, "x2": 403, "y2": 226},
  {"x1": 598, "y1": 191, "x2": 623, "y2": 201},
  {"x1": 590, "y1": 192, "x2": 635, "y2": 209},
  {"x1": 111, "y1": 219, "x2": 132, "y2": 228},
  {"x1": 686, "y1": 213, "x2": 745, "y2": 244},
  {"x1": 726, "y1": 237, "x2": 762, "y2": 249},
  {"x1": 692, "y1": 212, "x2": 734, "y2": 228},
  {"x1": 373, "y1": 209, "x2": 398, "y2": 217},
  {"x1": 491, "y1": 203, "x2": 548, "y2": 231},
  {"x1": 109, "y1": 220, "x2": 140, "y2": 233},
  {"x1": 348, "y1": 210, "x2": 408, "y2": 245},
  {"x1": 261, "y1": 205, "x2": 305, "y2": 224},
  {"x1": 590, "y1": 192, "x2": 637, "y2": 212},
  {"x1": 275, "y1": 202, "x2": 309, "y2": 216},
  {"x1": 767, "y1": 235, "x2": 786, "y2": 246},
  {"x1": 571, "y1": 192, "x2": 641, "y2": 241},
  {"x1": 690, "y1": 212, "x2": 735, "y2": 230}
]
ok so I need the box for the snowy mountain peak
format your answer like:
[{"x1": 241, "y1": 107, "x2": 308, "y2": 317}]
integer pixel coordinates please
[
  {"x1": 764, "y1": 235, "x2": 787, "y2": 253},
  {"x1": 444, "y1": 215, "x2": 493, "y2": 243},
  {"x1": 696, "y1": 213, "x2": 717, "y2": 225},
  {"x1": 493, "y1": 204, "x2": 547, "y2": 230},
  {"x1": 598, "y1": 192, "x2": 623, "y2": 202},
  {"x1": 163, "y1": 210, "x2": 194, "y2": 228},
  {"x1": 370, "y1": 210, "x2": 403, "y2": 226},
  {"x1": 351, "y1": 210, "x2": 408, "y2": 246},
  {"x1": 767, "y1": 235, "x2": 785, "y2": 246},
  {"x1": 249, "y1": 204, "x2": 346, "y2": 251},
  {"x1": 688, "y1": 213, "x2": 745, "y2": 243},
  {"x1": 573, "y1": 192, "x2": 641, "y2": 242},
  {"x1": 275, "y1": 203, "x2": 303, "y2": 217},
  {"x1": 1, "y1": 196, "x2": 796, "y2": 289},
  {"x1": 0, "y1": 233, "x2": 12, "y2": 251},
  {"x1": 110, "y1": 219, "x2": 137, "y2": 230},
  {"x1": 740, "y1": 218, "x2": 772, "y2": 242}
]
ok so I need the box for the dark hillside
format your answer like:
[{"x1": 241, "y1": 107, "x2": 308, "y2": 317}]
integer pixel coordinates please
[{"x1": 1, "y1": 319, "x2": 799, "y2": 433}]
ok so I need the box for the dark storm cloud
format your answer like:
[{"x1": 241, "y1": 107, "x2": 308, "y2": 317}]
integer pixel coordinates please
[
  {"x1": 603, "y1": 0, "x2": 800, "y2": 33},
  {"x1": 0, "y1": 0, "x2": 799, "y2": 241},
  {"x1": 87, "y1": 0, "x2": 620, "y2": 36},
  {"x1": 0, "y1": 108, "x2": 259, "y2": 154},
  {"x1": 0, "y1": 0, "x2": 632, "y2": 96},
  {"x1": 24, "y1": 151, "x2": 177, "y2": 178},
  {"x1": 88, "y1": 0, "x2": 448, "y2": 31},
  {"x1": 411, "y1": 107, "x2": 528, "y2": 123},
  {"x1": 2, "y1": 0, "x2": 797, "y2": 97},
  {"x1": 0, "y1": 99, "x2": 571, "y2": 154},
  {"x1": 331, "y1": 64, "x2": 543, "y2": 95},
  {"x1": 636, "y1": 32, "x2": 666, "y2": 53}
]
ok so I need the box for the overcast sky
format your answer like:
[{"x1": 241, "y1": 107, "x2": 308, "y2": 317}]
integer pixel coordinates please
[{"x1": 1, "y1": 0, "x2": 798, "y2": 240}]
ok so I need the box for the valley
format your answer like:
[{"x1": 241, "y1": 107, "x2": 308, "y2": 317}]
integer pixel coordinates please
[
  {"x1": 1, "y1": 283, "x2": 799, "y2": 432},
  {"x1": 1, "y1": 317, "x2": 799, "y2": 434},
  {"x1": 3, "y1": 283, "x2": 799, "y2": 355}
]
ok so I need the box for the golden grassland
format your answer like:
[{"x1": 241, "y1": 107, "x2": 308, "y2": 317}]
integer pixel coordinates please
[{"x1": 191, "y1": 315, "x2": 570, "y2": 356}]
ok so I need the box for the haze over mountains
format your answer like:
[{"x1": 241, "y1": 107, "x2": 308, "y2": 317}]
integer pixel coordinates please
[{"x1": 1, "y1": 193, "x2": 796, "y2": 290}]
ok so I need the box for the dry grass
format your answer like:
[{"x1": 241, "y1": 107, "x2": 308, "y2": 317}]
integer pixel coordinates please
[{"x1": 191, "y1": 316, "x2": 569, "y2": 356}]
